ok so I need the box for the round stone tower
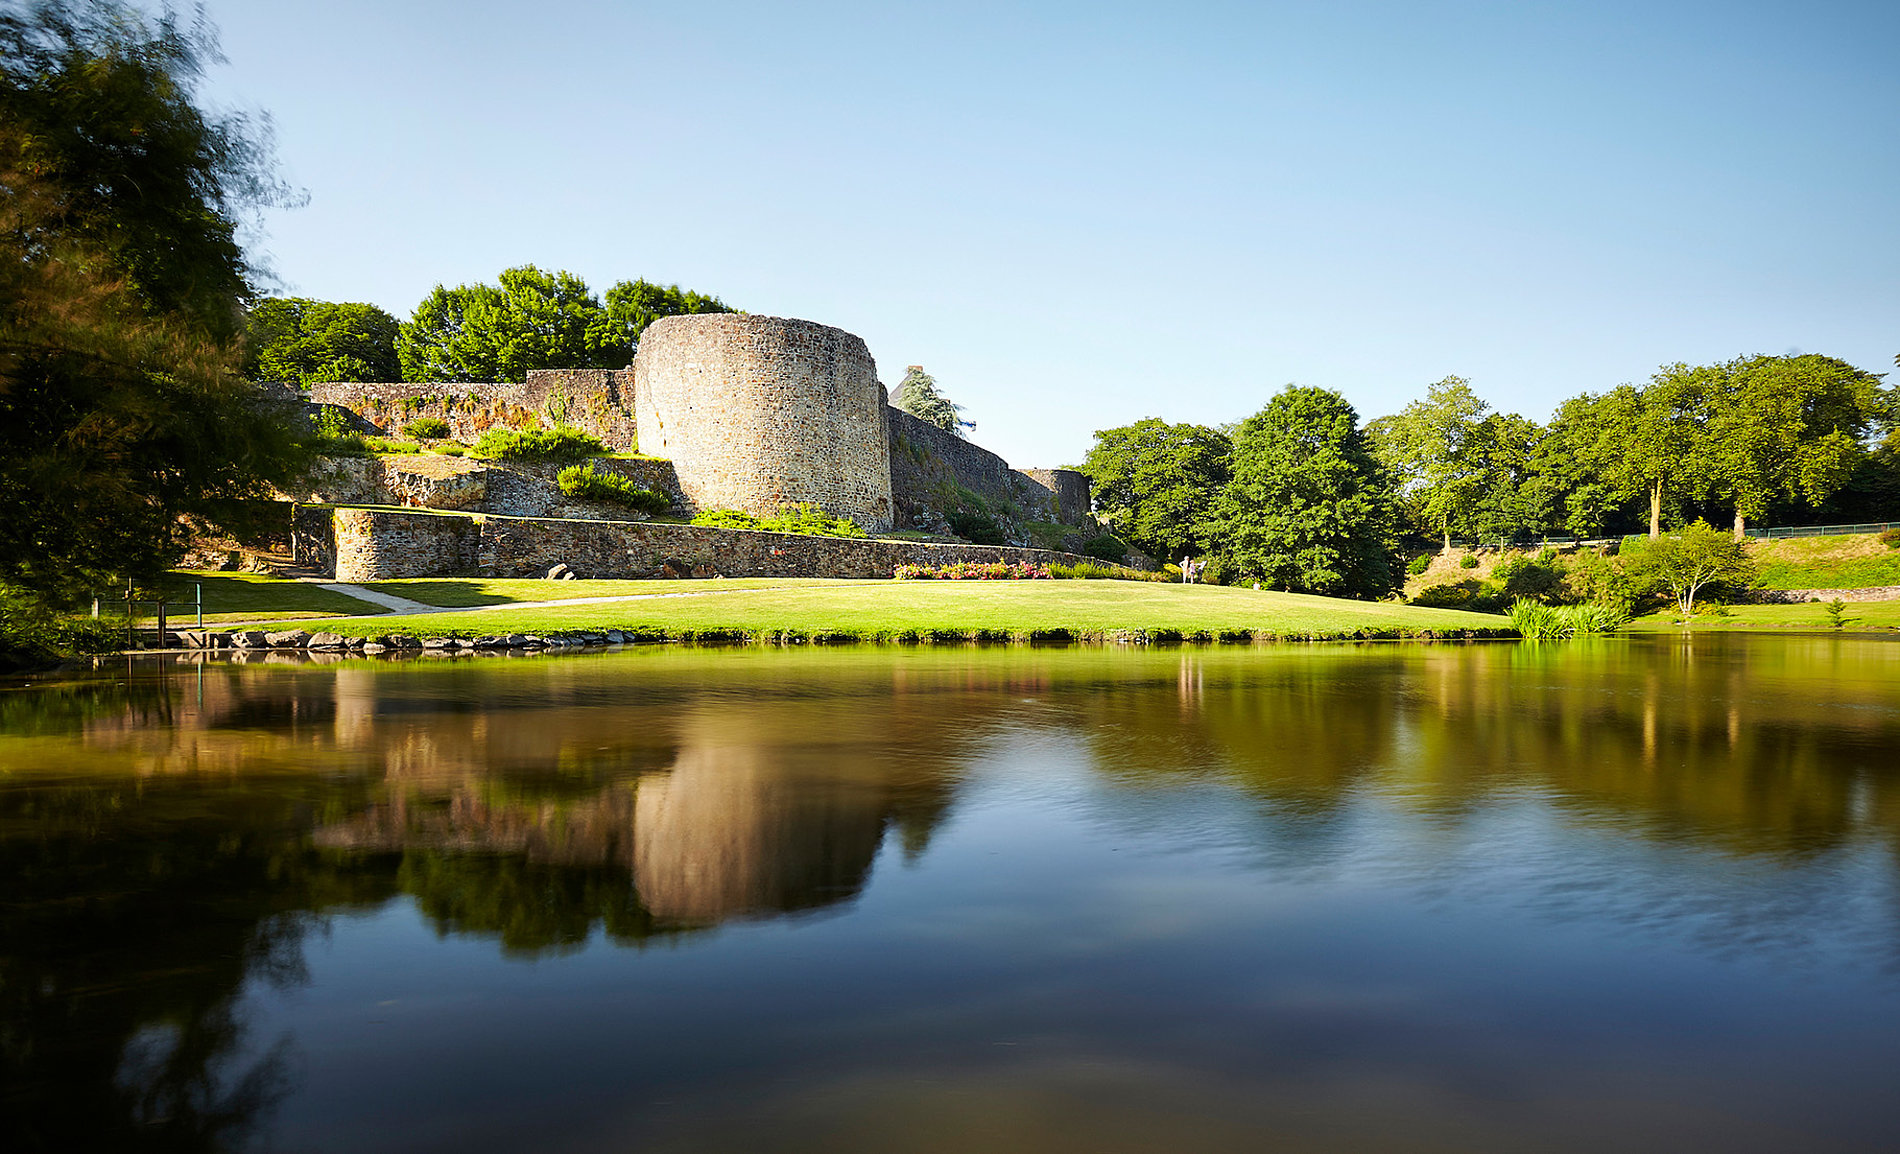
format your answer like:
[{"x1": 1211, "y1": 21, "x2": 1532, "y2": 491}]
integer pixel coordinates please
[{"x1": 633, "y1": 314, "x2": 894, "y2": 531}]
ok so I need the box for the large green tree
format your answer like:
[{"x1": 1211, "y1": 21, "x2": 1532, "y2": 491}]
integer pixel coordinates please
[
  {"x1": 1600, "y1": 365, "x2": 1721, "y2": 538},
  {"x1": 1367, "y1": 375, "x2": 1490, "y2": 550},
  {"x1": 0, "y1": 0, "x2": 306, "y2": 602},
  {"x1": 603, "y1": 278, "x2": 733, "y2": 350},
  {"x1": 1081, "y1": 418, "x2": 1231, "y2": 561},
  {"x1": 1704, "y1": 354, "x2": 1883, "y2": 537},
  {"x1": 398, "y1": 266, "x2": 619, "y2": 383},
  {"x1": 246, "y1": 297, "x2": 400, "y2": 384},
  {"x1": 1208, "y1": 386, "x2": 1399, "y2": 599}
]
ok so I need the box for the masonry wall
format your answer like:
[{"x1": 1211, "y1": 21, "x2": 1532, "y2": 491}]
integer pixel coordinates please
[
  {"x1": 320, "y1": 508, "x2": 1105, "y2": 582},
  {"x1": 285, "y1": 454, "x2": 684, "y2": 521},
  {"x1": 634, "y1": 315, "x2": 895, "y2": 531},
  {"x1": 886, "y1": 406, "x2": 1092, "y2": 529},
  {"x1": 294, "y1": 369, "x2": 638, "y2": 450}
]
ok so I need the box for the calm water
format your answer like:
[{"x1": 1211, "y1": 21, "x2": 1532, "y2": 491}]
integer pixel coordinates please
[{"x1": 3, "y1": 637, "x2": 1899, "y2": 1153}]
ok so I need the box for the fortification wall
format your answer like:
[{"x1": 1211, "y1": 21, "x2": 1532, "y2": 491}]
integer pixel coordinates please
[
  {"x1": 1017, "y1": 468, "x2": 1093, "y2": 524},
  {"x1": 296, "y1": 369, "x2": 638, "y2": 449},
  {"x1": 315, "y1": 508, "x2": 1101, "y2": 583},
  {"x1": 634, "y1": 315, "x2": 894, "y2": 531},
  {"x1": 886, "y1": 406, "x2": 1092, "y2": 530},
  {"x1": 283, "y1": 454, "x2": 683, "y2": 521}
]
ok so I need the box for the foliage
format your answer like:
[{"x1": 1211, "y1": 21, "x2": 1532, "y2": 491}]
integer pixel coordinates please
[
  {"x1": 1493, "y1": 550, "x2": 1565, "y2": 603},
  {"x1": 1459, "y1": 554, "x2": 1480, "y2": 569},
  {"x1": 1509, "y1": 598, "x2": 1629, "y2": 639},
  {"x1": 690, "y1": 504, "x2": 866, "y2": 538},
  {"x1": 470, "y1": 426, "x2": 606, "y2": 463},
  {"x1": 1048, "y1": 561, "x2": 1171, "y2": 582},
  {"x1": 1703, "y1": 354, "x2": 1882, "y2": 535},
  {"x1": 0, "y1": 582, "x2": 119, "y2": 669},
  {"x1": 1882, "y1": 528, "x2": 1900, "y2": 549},
  {"x1": 947, "y1": 507, "x2": 1005, "y2": 545},
  {"x1": 1367, "y1": 376, "x2": 1491, "y2": 548},
  {"x1": 1413, "y1": 580, "x2": 1481, "y2": 609},
  {"x1": 0, "y1": 1, "x2": 308, "y2": 602},
  {"x1": 1080, "y1": 418, "x2": 1232, "y2": 561},
  {"x1": 892, "y1": 365, "x2": 973, "y2": 436},
  {"x1": 1081, "y1": 532, "x2": 1128, "y2": 563},
  {"x1": 603, "y1": 278, "x2": 733, "y2": 351},
  {"x1": 893, "y1": 561, "x2": 1053, "y2": 580},
  {"x1": 403, "y1": 416, "x2": 451, "y2": 439},
  {"x1": 1561, "y1": 550, "x2": 1640, "y2": 616},
  {"x1": 1207, "y1": 387, "x2": 1401, "y2": 600},
  {"x1": 1406, "y1": 554, "x2": 1432, "y2": 575},
  {"x1": 398, "y1": 266, "x2": 621, "y2": 383},
  {"x1": 1623, "y1": 520, "x2": 1757, "y2": 616},
  {"x1": 556, "y1": 463, "x2": 670, "y2": 514},
  {"x1": 246, "y1": 297, "x2": 400, "y2": 384},
  {"x1": 1824, "y1": 599, "x2": 1847, "y2": 630}
]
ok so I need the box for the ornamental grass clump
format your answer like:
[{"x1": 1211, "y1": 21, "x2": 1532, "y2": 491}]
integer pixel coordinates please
[
  {"x1": 1048, "y1": 561, "x2": 1170, "y2": 582},
  {"x1": 893, "y1": 561, "x2": 1053, "y2": 580},
  {"x1": 557, "y1": 463, "x2": 670, "y2": 514},
  {"x1": 1510, "y1": 598, "x2": 1629, "y2": 639}
]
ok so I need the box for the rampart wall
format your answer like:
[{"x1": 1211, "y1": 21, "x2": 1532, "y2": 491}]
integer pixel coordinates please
[
  {"x1": 633, "y1": 315, "x2": 894, "y2": 531},
  {"x1": 287, "y1": 454, "x2": 683, "y2": 521},
  {"x1": 885, "y1": 406, "x2": 1091, "y2": 530},
  {"x1": 298, "y1": 507, "x2": 1102, "y2": 583},
  {"x1": 295, "y1": 369, "x2": 638, "y2": 449}
]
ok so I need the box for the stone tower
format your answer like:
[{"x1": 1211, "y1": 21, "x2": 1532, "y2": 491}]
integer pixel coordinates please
[{"x1": 632, "y1": 314, "x2": 895, "y2": 531}]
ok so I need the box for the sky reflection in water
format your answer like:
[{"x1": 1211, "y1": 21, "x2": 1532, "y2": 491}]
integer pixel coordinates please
[{"x1": 2, "y1": 636, "x2": 1898, "y2": 1153}]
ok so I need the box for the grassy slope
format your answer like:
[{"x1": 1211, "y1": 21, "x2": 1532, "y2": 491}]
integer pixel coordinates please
[
  {"x1": 1750, "y1": 534, "x2": 1900, "y2": 590},
  {"x1": 1627, "y1": 600, "x2": 1900, "y2": 633},
  {"x1": 269, "y1": 580, "x2": 1511, "y2": 640},
  {"x1": 143, "y1": 572, "x2": 388, "y2": 623}
]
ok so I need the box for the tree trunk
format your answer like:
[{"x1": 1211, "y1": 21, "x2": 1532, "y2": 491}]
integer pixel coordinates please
[
  {"x1": 1649, "y1": 482, "x2": 1662, "y2": 539},
  {"x1": 1443, "y1": 529, "x2": 1451, "y2": 553},
  {"x1": 1733, "y1": 510, "x2": 1746, "y2": 540}
]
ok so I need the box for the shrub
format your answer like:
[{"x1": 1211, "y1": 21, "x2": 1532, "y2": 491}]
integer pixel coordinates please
[
  {"x1": 403, "y1": 416, "x2": 451, "y2": 439},
  {"x1": 948, "y1": 507, "x2": 1005, "y2": 545},
  {"x1": 692, "y1": 508, "x2": 765, "y2": 531},
  {"x1": 1510, "y1": 598, "x2": 1629, "y2": 639},
  {"x1": 557, "y1": 463, "x2": 671, "y2": 514},
  {"x1": 435, "y1": 443, "x2": 465, "y2": 457},
  {"x1": 1825, "y1": 598, "x2": 1848, "y2": 629},
  {"x1": 470, "y1": 426, "x2": 607, "y2": 462},
  {"x1": 1880, "y1": 527, "x2": 1900, "y2": 549},
  {"x1": 306, "y1": 406, "x2": 367, "y2": 455},
  {"x1": 1082, "y1": 532, "x2": 1128, "y2": 563},
  {"x1": 1413, "y1": 579, "x2": 1481, "y2": 608},
  {"x1": 1049, "y1": 561, "x2": 1170, "y2": 582},
  {"x1": 1, "y1": 585, "x2": 119, "y2": 670},
  {"x1": 1406, "y1": 554, "x2": 1431, "y2": 575},
  {"x1": 362, "y1": 436, "x2": 421, "y2": 455},
  {"x1": 691, "y1": 504, "x2": 865, "y2": 538},
  {"x1": 1458, "y1": 554, "x2": 1480, "y2": 569},
  {"x1": 1494, "y1": 552, "x2": 1565, "y2": 603}
]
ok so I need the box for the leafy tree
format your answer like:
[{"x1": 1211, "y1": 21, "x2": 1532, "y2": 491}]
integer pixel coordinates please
[
  {"x1": 1208, "y1": 386, "x2": 1400, "y2": 599},
  {"x1": 0, "y1": 1, "x2": 307, "y2": 603},
  {"x1": 1522, "y1": 392, "x2": 1643, "y2": 539},
  {"x1": 1623, "y1": 519, "x2": 1756, "y2": 616},
  {"x1": 1600, "y1": 365, "x2": 1721, "y2": 538},
  {"x1": 1367, "y1": 376, "x2": 1490, "y2": 550},
  {"x1": 603, "y1": 278, "x2": 733, "y2": 352},
  {"x1": 397, "y1": 265, "x2": 621, "y2": 383},
  {"x1": 892, "y1": 365, "x2": 972, "y2": 436},
  {"x1": 1704, "y1": 354, "x2": 1883, "y2": 537},
  {"x1": 246, "y1": 297, "x2": 400, "y2": 384},
  {"x1": 1463, "y1": 410, "x2": 1547, "y2": 543},
  {"x1": 1080, "y1": 418, "x2": 1231, "y2": 561}
]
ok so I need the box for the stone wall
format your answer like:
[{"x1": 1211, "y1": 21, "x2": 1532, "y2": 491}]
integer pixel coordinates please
[
  {"x1": 1016, "y1": 468, "x2": 1093, "y2": 525},
  {"x1": 283, "y1": 454, "x2": 684, "y2": 521},
  {"x1": 886, "y1": 406, "x2": 1093, "y2": 533},
  {"x1": 1753, "y1": 585, "x2": 1900, "y2": 604},
  {"x1": 315, "y1": 507, "x2": 1104, "y2": 583},
  {"x1": 634, "y1": 315, "x2": 895, "y2": 531},
  {"x1": 293, "y1": 369, "x2": 638, "y2": 450}
]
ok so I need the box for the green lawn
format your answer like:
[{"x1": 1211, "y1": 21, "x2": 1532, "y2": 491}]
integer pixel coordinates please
[
  {"x1": 261, "y1": 580, "x2": 1512, "y2": 642},
  {"x1": 1627, "y1": 599, "x2": 1900, "y2": 633},
  {"x1": 1749, "y1": 533, "x2": 1900, "y2": 589},
  {"x1": 358, "y1": 576, "x2": 846, "y2": 608},
  {"x1": 143, "y1": 571, "x2": 389, "y2": 623}
]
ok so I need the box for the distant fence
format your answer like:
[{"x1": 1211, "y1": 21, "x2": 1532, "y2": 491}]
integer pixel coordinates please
[
  {"x1": 1745, "y1": 521, "x2": 1900, "y2": 540},
  {"x1": 1442, "y1": 522, "x2": 1900, "y2": 551}
]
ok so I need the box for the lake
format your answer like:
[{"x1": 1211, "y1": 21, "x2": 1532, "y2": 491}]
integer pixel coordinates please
[{"x1": 3, "y1": 636, "x2": 1898, "y2": 1153}]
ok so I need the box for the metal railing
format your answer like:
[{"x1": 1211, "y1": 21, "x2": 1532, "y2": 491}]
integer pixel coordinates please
[
  {"x1": 1745, "y1": 521, "x2": 1900, "y2": 540},
  {"x1": 95, "y1": 582, "x2": 203, "y2": 649}
]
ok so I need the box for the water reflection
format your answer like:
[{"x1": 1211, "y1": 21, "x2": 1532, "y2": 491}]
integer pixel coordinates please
[{"x1": 1, "y1": 636, "x2": 1897, "y2": 1152}]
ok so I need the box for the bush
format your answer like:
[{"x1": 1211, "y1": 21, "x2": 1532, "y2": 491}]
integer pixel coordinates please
[
  {"x1": 470, "y1": 426, "x2": 607, "y2": 463},
  {"x1": 948, "y1": 508, "x2": 1005, "y2": 545},
  {"x1": 403, "y1": 416, "x2": 451, "y2": 439},
  {"x1": 1880, "y1": 527, "x2": 1900, "y2": 549},
  {"x1": 362, "y1": 436, "x2": 421, "y2": 455},
  {"x1": 1413, "y1": 579, "x2": 1481, "y2": 608},
  {"x1": 1458, "y1": 554, "x2": 1480, "y2": 569},
  {"x1": 1510, "y1": 598, "x2": 1629, "y2": 639},
  {"x1": 1494, "y1": 552, "x2": 1565, "y2": 603},
  {"x1": 692, "y1": 508, "x2": 765, "y2": 531},
  {"x1": 557, "y1": 463, "x2": 671, "y2": 514},
  {"x1": 1082, "y1": 532, "x2": 1128, "y2": 563},
  {"x1": 1, "y1": 585, "x2": 119, "y2": 670},
  {"x1": 1049, "y1": 561, "x2": 1170, "y2": 582},
  {"x1": 1406, "y1": 554, "x2": 1431, "y2": 575}
]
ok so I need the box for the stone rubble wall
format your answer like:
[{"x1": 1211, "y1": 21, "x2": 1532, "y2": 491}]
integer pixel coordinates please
[
  {"x1": 283, "y1": 454, "x2": 684, "y2": 521},
  {"x1": 633, "y1": 315, "x2": 895, "y2": 531},
  {"x1": 315, "y1": 507, "x2": 1104, "y2": 583},
  {"x1": 885, "y1": 406, "x2": 1090, "y2": 529},
  {"x1": 1753, "y1": 585, "x2": 1900, "y2": 603},
  {"x1": 276, "y1": 369, "x2": 640, "y2": 450}
]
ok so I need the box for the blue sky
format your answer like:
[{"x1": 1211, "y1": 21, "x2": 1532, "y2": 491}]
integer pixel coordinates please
[{"x1": 200, "y1": 0, "x2": 1899, "y2": 468}]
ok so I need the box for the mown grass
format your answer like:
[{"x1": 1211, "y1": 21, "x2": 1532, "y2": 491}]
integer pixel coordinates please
[
  {"x1": 261, "y1": 580, "x2": 1512, "y2": 642},
  {"x1": 142, "y1": 572, "x2": 389, "y2": 623},
  {"x1": 1626, "y1": 599, "x2": 1900, "y2": 633},
  {"x1": 357, "y1": 576, "x2": 853, "y2": 608}
]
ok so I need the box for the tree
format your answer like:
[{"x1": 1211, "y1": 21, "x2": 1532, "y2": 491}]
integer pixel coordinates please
[
  {"x1": 397, "y1": 265, "x2": 622, "y2": 383},
  {"x1": 1522, "y1": 392, "x2": 1644, "y2": 540},
  {"x1": 1623, "y1": 519, "x2": 1756, "y2": 616},
  {"x1": 246, "y1": 297, "x2": 400, "y2": 384},
  {"x1": 1600, "y1": 365, "x2": 1720, "y2": 538},
  {"x1": 603, "y1": 278, "x2": 733, "y2": 352},
  {"x1": 1207, "y1": 386, "x2": 1399, "y2": 599},
  {"x1": 1080, "y1": 418, "x2": 1231, "y2": 561},
  {"x1": 892, "y1": 365, "x2": 972, "y2": 436},
  {"x1": 1366, "y1": 376, "x2": 1490, "y2": 551},
  {"x1": 0, "y1": 1, "x2": 306, "y2": 603},
  {"x1": 1704, "y1": 354, "x2": 1883, "y2": 538}
]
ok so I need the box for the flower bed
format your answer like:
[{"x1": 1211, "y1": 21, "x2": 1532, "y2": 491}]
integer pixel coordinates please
[{"x1": 893, "y1": 561, "x2": 1053, "y2": 580}]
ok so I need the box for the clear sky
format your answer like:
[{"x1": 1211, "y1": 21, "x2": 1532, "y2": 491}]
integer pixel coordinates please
[{"x1": 198, "y1": 0, "x2": 1899, "y2": 469}]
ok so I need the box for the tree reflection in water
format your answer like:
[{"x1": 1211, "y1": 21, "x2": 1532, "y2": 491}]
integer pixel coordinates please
[{"x1": 0, "y1": 636, "x2": 1895, "y2": 1151}]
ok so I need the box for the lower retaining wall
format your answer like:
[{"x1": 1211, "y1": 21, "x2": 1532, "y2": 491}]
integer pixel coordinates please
[
  {"x1": 1754, "y1": 585, "x2": 1900, "y2": 604},
  {"x1": 321, "y1": 507, "x2": 1111, "y2": 582}
]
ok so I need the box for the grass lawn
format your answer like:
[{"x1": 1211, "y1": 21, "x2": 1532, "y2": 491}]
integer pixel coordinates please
[
  {"x1": 358, "y1": 576, "x2": 848, "y2": 608},
  {"x1": 1750, "y1": 534, "x2": 1900, "y2": 590},
  {"x1": 1627, "y1": 599, "x2": 1900, "y2": 633},
  {"x1": 140, "y1": 572, "x2": 390, "y2": 623},
  {"x1": 261, "y1": 580, "x2": 1512, "y2": 642}
]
